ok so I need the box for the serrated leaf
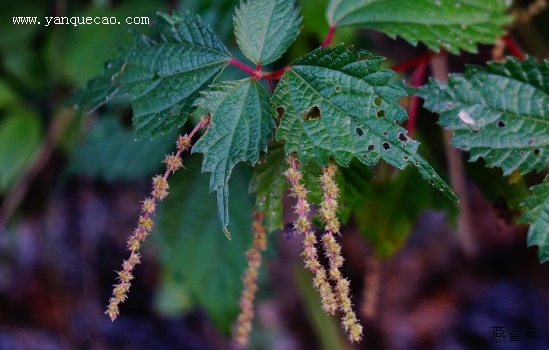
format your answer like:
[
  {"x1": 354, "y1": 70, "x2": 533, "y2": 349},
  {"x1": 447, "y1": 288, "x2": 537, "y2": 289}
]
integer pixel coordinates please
[
  {"x1": 65, "y1": 49, "x2": 129, "y2": 111},
  {"x1": 69, "y1": 11, "x2": 232, "y2": 140},
  {"x1": 249, "y1": 142, "x2": 288, "y2": 233},
  {"x1": 192, "y1": 79, "x2": 274, "y2": 236},
  {"x1": 416, "y1": 57, "x2": 549, "y2": 175},
  {"x1": 326, "y1": 0, "x2": 511, "y2": 54},
  {"x1": 156, "y1": 156, "x2": 254, "y2": 332},
  {"x1": 121, "y1": 11, "x2": 232, "y2": 139},
  {"x1": 274, "y1": 45, "x2": 457, "y2": 201},
  {"x1": 234, "y1": 0, "x2": 302, "y2": 65},
  {"x1": 519, "y1": 176, "x2": 549, "y2": 262}
]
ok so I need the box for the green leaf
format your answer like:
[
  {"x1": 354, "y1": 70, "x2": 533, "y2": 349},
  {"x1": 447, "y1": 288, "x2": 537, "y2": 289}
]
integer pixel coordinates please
[
  {"x1": 519, "y1": 176, "x2": 549, "y2": 262},
  {"x1": 0, "y1": 111, "x2": 42, "y2": 193},
  {"x1": 122, "y1": 11, "x2": 232, "y2": 139},
  {"x1": 249, "y1": 142, "x2": 288, "y2": 233},
  {"x1": 192, "y1": 79, "x2": 274, "y2": 236},
  {"x1": 416, "y1": 57, "x2": 549, "y2": 175},
  {"x1": 326, "y1": 0, "x2": 511, "y2": 54},
  {"x1": 274, "y1": 45, "x2": 457, "y2": 201},
  {"x1": 69, "y1": 11, "x2": 232, "y2": 140},
  {"x1": 68, "y1": 117, "x2": 176, "y2": 182},
  {"x1": 156, "y1": 156, "x2": 254, "y2": 332},
  {"x1": 65, "y1": 49, "x2": 129, "y2": 111},
  {"x1": 234, "y1": 0, "x2": 302, "y2": 65}
]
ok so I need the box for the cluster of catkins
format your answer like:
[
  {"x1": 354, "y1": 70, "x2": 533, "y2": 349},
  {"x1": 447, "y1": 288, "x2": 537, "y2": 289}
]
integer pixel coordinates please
[
  {"x1": 105, "y1": 115, "x2": 361, "y2": 346},
  {"x1": 284, "y1": 154, "x2": 363, "y2": 342}
]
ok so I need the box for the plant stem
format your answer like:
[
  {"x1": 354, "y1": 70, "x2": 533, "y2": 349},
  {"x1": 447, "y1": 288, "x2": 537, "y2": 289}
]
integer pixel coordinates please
[
  {"x1": 502, "y1": 35, "x2": 526, "y2": 61},
  {"x1": 229, "y1": 58, "x2": 257, "y2": 76},
  {"x1": 323, "y1": 26, "x2": 337, "y2": 48},
  {"x1": 391, "y1": 51, "x2": 435, "y2": 73},
  {"x1": 405, "y1": 59, "x2": 429, "y2": 136}
]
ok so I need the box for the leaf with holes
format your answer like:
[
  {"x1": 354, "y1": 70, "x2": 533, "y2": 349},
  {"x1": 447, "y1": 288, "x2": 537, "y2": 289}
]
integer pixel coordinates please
[
  {"x1": 121, "y1": 11, "x2": 232, "y2": 139},
  {"x1": 519, "y1": 176, "x2": 549, "y2": 262},
  {"x1": 274, "y1": 45, "x2": 457, "y2": 201},
  {"x1": 416, "y1": 57, "x2": 549, "y2": 175},
  {"x1": 234, "y1": 0, "x2": 302, "y2": 66},
  {"x1": 326, "y1": 0, "x2": 511, "y2": 54},
  {"x1": 193, "y1": 79, "x2": 274, "y2": 237},
  {"x1": 249, "y1": 142, "x2": 288, "y2": 233}
]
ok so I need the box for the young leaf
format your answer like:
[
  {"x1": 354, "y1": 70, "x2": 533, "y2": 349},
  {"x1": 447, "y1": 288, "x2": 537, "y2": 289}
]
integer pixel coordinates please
[
  {"x1": 416, "y1": 57, "x2": 549, "y2": 175},
  {"x1": 519, "y1": 176, "x2": 549, "y2": 262},
  {"x1": 121, "y1": 11, "x2": 232, "y2": 139},
  {"x1": 274, "y1": 45, "x2": 457, "y2": 201},
  {"x1": 326, "y1": 0, "x2": 511, "y2": 54},
  {"x1": 192, "y1": 79, "x2": 274, "y2": 237},
  {"x1": 234, "y1": 0, "x2": 302, "y2": 66},
  {"x1": 249, "y1": 142, "x2": 288, "y2": 233}
]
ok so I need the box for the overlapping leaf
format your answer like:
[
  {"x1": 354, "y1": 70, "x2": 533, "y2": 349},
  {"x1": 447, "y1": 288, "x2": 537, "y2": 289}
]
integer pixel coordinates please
[
  {"x1": 326, "y1": 0, "x2": 511, "y2": 54},
  {"x1": 249, "y1": 142, "x2": 288, "y2": 233},
  {"x1": 274, "y1": 45, "x2": 457, "y2": 201},
  {"x1": 416, "y1": 57, "x2": 549, "y2": 175},
  {"x1": 518, "y1": 176, "x2": 549, "y2": 262},
  {"x1": 234, "y1": 0, "x2": 301, "y2": 65},
  {"x1": 121, "y1": 12, "x2": 232, "y2": 139},
  {"x1": 193, "y1": 79, "x2": 274, "y2": 237}
]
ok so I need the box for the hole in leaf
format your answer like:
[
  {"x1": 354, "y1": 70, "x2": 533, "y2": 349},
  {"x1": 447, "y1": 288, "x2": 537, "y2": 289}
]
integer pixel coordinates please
[
  {"x1": 529, "y1": 138, "x2": 536, "y2": 145},
  {"x1": 335, "y1": 85, "x2": 341, "y2": 92},
  {"x1": 497, "y1": 120, "x2": 506, "y2": 128},
  {"x1": 301, "y1": 106, "x2": 321, "y2": 121},
  {"x1": 358, "y1": 54, "x2": 368, "y2": 61},
  {"x1": 276, "y1": 106, "x2": 285, "y2": 118},
  {"x1": 429, "y1": 180, "x2": 435, "y2": 185},
  {"x1": 414, "y1": 161, "x2": 419, "y2": 166},
  {"x1": 395, "y1": 120, "x2": 399, "y2": 125},
  {"x1": 403, "y1": 144, "x2": 407, "y2": 148},
  {"x1": 398, "y1": 132, "x2": 408, "y2": 142},
  {"x1": 362, "y1": 154, "x2": 368, "y2": 158},
  {"x1": 402, "y1": 155, "x2": 409, "y2": 161},
  {"x1": 367, "y1": 144, "x2": 375, "y2": 151},
  {"x1": 377, "y1": 109, "x2": 386, "y2": 118},
  {"x1": 472, "y1": 129, "x2": 479, "y2": 134},
  {"x1": 355, "y1": 127, "x2": 364, "y2": 136},
  {"x1": 382, "y1": 142, "x2": 390, "y2": 150},
  {"x1": 383, "y1": 131, "x2": 388, "y2": 136},
  {"x1": 534, "y1": 148, "x2": 540, "y2": 155},
  {"x1": 373, "y1": 96, "x2": 382, "y2": 107},
  {"x1": 347, "y1": 45, "x2": 356, "y2": 53}
]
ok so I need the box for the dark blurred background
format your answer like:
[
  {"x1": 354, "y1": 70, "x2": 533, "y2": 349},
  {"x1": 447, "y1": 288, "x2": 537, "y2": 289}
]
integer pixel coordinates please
[{"x1": 1, "y1": 0, "x2": 549, "y2": 349}]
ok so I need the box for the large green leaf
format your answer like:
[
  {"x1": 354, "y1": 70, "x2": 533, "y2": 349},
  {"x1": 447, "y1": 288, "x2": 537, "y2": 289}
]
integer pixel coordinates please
[
  {"x1": 249, "y1": 142, "x2": 288, "y2": 233},
  {"x1": 234, "y1": 0, "x2": 302, "y2": 65},
  {"x1": 326, "y1": 0, "x2": 511, "y2": 54},
  {"x1": 192, "y1": 79, "x2": 274, "y2": 237},
  {"x1": 519, "y1": 176, "x2": 549, "y2": 262},
  {"x1": 122, "y1": 11, "x2": 232, "y2": 140},
  {"x1": 156, "y1": 156, "x2": 253, "y2": 333},
  {"x1": 274, "y1": 45, "x2": 457, "y2": 201},
  {"x1": 416, "y1": 57, "x2": 549, "y2": 175},
  {"x1": 69, "y1": 11, "x2": 232, "y2": 140},
  {"x1": 68, "y1": 117, "x2": 176, "y2": 182}
]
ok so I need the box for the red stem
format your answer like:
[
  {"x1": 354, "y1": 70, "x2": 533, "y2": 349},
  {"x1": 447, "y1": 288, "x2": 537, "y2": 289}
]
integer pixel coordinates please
[
  {"x1": 229, "y1": 58, "x2": 256, "y2": 76},
  {"x1": 502, "y1": 35, "x2": 526, "y2": 61},
  {"x1": 267, "y1": 78, "x2": 275, "y2": 94},
  {"x1": 406, "y1": 60, "x2": 429, "y2": 137},
  {"x1": 264, "y1": 66, "x2": 290, "y2": 80},
  {"x1": 391, "y1": 51, "x2": 435, "y2": 73},
  {"x1": 323, "y1": 26, "x2": 336, "y2": 48}
]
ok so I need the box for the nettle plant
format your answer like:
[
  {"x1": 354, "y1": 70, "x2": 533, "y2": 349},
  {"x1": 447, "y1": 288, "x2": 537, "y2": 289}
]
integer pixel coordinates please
[{"x1": 68, "y1": 0, "x2": 549, "y2": 345}]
